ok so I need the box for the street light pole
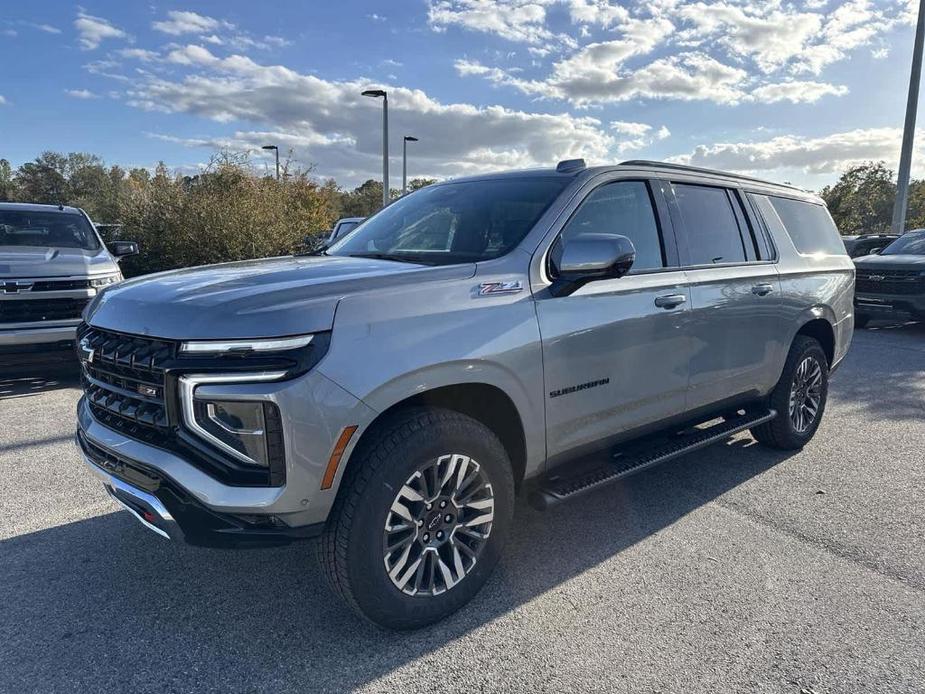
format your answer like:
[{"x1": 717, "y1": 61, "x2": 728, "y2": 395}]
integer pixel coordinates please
[
  {"x1": 402, "y1": 136, "x2": 418, "y2": 196},
  {"x1": 892, "y1": 0, "x2": 925, "y2": 235},
  {"x1": 261, "y1": 144, "x2": 280, "y2": 181},
  {"x1": 362, "y1": 89, "x2": 389, "y2": 208}
]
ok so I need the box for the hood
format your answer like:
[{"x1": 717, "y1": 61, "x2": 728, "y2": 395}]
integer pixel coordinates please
[
  {"x1": 0, "y1": 246, "x2": 118, "y2": 278},
  {"x1": 85, "y1": 254, "x2": 475, "y2": 340},
  {"x1": 854, "y1": 254, "x2": 925, "y2": 269}
]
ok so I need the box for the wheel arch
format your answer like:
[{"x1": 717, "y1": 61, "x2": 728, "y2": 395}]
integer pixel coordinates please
[
  {"x1": 794, "y1": 313, "x2": 836, "y2": 366},
  {"x1": 343, "y1": 381, "x2": 529, "y2": 491}
]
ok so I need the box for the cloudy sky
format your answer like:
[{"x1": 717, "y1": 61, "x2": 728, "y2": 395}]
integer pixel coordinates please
[{"x1": 0, "y1": 1, "x2": 921, "y2": 190}]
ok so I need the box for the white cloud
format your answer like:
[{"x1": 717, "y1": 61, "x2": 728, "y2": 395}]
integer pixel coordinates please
[
  {"x1": 2, "y1": 29, "x2": 17, "y2": 37},
  {"x1": 152, "y1": 11, "x2": 228, "y2": 36},
  {"x1": 427, "y1": 0, "x2": 575, "y2": 48},
  {"x1": 458, "y1": 49, "x2": 750, "y2": 106},
  {"x1": 33, "y1": 23, "x2": 61, "y2": 34},
  {"x1": 123, "y1": 45, "x2": 621, "y2": 184},
  {"x1": 609, "y1": 120, "x2": 672, "y2": 152},
  {"x1": 117, "y1": 48, "x2": 159, "y2": 62},
  {"x1": 750, "y1": 80, "x2": 848, "y2": 104},
  {"x1": 150, "y1": 10, "x2": 289, "y2": 51},
  {"x1": 451, "y1": 1, "x2": 906, "y2": 105},
  {"x1": 0, "y1": 95, "x2": 7, "y2": 105},
  {"x1": 669, "y1": 127, "x2": 916, "y2": 175},
  {"x1": 567, "y1": 0, "x2": 629, "y2": 27},
  {"x1": 65, "y1": 88, "x2": 98, "y2": 99},
  {"x1": 74, "y1": 10, "x2": 129, "y2": 50}
]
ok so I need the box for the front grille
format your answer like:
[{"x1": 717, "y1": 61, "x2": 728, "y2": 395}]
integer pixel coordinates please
[
  {"x1": 31, "y1": 279, "x2": 92, "y2": 291},
  {"x1": 856, "y1": 269, "x2": 925, "y2": 296},
  {"x1": 80, "y1": 327, "x2": 173, "y2": 432},
  {"x1": 0, "y1": 297, "x2": 90, "y2": 324}
]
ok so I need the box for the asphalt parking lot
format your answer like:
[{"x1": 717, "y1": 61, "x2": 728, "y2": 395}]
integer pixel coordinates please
[{"x1": 1, "y1": 323, "x2": 924, "y2": 694}]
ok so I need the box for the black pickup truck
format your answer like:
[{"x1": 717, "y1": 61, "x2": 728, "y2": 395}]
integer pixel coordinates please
[{"x1": 854, "y1": 229, "x2": 925, "y2": 327}]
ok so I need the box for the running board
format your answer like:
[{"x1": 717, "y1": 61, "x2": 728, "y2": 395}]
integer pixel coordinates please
[{"x1": 528, "y1": 409, "x2": 776, "y2": 510}]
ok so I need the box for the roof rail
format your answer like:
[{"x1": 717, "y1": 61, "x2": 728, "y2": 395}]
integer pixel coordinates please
[
  {"x1": 619, "y1": 159, "x2": 802, "y2": 191},
  {"x1": 556, "y1": 158, "x2": 586, "y2": 173}
]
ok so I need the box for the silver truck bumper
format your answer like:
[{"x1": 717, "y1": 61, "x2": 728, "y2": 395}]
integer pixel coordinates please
[
  {"x1": 0, "y1": 322, "x2": 79, "y2": 347},
  {"x1": 76, "y1": 367, "x2": 378, "y2": 534}
]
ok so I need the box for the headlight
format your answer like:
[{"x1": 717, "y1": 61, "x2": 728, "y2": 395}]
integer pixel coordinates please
[
  {"x1": 89, "y1": 273, "x2": 122, "y2": 288},
  {"x1": 180, "y1": 334, "x2": 314, "y2": 355},
  {"x1": 179, "y1": 372, "x2": 287, "y2": 474}
]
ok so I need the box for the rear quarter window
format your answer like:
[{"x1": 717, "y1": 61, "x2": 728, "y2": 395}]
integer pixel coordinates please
[{"x1": 764, "y1": 196, "x2": 845, "y2": 256}]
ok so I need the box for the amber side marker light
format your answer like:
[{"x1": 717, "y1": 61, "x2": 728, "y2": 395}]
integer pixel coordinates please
[{"x1": 321, "y1": 425, "x2": 359, "y2": 490}]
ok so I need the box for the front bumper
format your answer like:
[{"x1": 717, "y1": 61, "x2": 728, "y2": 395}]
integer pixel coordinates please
[
  {"x1": 75, "y1": 367, "x2": 377, "y2": 547},
  {"x1": 78, "y1": 429, "x2": 324, "y2": 547},
  {"x1": 855, "y1": 292, "x2": 925, "y2": 319},
  {"x1": 0, "y1": 322, "x2": 79, "y2": 350}
]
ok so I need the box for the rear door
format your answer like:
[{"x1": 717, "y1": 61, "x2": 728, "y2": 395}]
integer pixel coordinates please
[
  {"x1": 665, "y1": 180, "x2": 785, "y2": 410},
  {"x1": 535, "y1": 177, "x2": 692, "y2": 460}
]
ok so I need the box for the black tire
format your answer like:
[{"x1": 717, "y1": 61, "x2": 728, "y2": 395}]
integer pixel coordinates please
[
  {"x1": 855, "y1": 313, "x2": 871, "y2": 329},
  {"x1": 751, "y1": 335, "x2": 829, "y2": 450},
  {"x1": 316, "y1": 407, "x2": 515, "y2": 630}
]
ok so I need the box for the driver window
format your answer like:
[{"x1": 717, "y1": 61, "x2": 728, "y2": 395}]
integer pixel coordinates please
[{"x1": 559, "y1": 181, "x2": 665, "y2": 272}]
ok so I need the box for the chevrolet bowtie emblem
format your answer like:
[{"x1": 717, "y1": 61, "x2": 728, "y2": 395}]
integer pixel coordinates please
[{"x1": 2, "y1": 281, "x2": 34, "y2": 294}]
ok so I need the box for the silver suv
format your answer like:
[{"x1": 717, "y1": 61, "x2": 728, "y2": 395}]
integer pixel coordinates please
[
  {"x1": 0, "y1": 203, "x2": 136, "y2": 357},
  {"x1": 74, "y1": 160, "x2": 854, "y2": 629}
]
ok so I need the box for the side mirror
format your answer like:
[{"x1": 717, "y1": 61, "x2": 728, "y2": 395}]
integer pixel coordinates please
[
  {"x1": 550, "y1": 234, "x2": 636, "y2": 297},
  {"x1": 108, "y1": 240, "x2": 139, "y2": 258},
  {"x1": 869, "y1": 247, "x2": 883, "y2": 255}
]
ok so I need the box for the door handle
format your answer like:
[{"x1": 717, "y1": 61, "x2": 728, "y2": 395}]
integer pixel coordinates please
[
  {"x1": 751, "y1": 283, "x2": 774, "y2": 296},
  {"x1": 654, "y1": 293, "x2": 687, "y2": 309}
]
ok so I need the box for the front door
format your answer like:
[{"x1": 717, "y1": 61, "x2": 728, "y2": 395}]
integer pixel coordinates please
[{"x1": 535, "y1": 179, "x2": 691, "y2": 461}]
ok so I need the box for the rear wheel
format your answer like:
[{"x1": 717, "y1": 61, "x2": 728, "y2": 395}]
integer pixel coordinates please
[
  {"x1": 317, "y1": 407, "x2": 515, "y2": 630},
  {"x1": 751, "y1": 335, "x2": 829, "y2": 450}
]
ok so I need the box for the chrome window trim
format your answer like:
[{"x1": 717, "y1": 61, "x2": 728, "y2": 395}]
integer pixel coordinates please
[{"x1": 178, "y1": 371, "x2": 287, "y2": 466}]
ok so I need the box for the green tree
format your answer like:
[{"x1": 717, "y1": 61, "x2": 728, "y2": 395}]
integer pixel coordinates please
[
  {"x1": 0, "y1": 158, "x2": 15, "y2": 201},
  {"x1": 819, "y1": 162, "x2": 896, "y2": 234}
]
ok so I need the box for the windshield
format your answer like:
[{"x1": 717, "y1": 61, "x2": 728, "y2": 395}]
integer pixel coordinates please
[
  {"x1": 879, "y1": 232, "x2": 925, "y2": 256},
  {"x1": 329, "y1": 177, "x2": 569, "y2": 265},
  {"x1": 0, "y1": 210, "x2": 101, "y2": 251}
]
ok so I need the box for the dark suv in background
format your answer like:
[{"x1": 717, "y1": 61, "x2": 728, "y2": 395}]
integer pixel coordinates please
[{"x1": 854, "y1": 229, "x2": 925, "y2": 327}]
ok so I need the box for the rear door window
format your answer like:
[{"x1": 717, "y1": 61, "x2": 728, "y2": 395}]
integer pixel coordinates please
[
  {"x1": 765, "y1": 196, "x2": 845, "y2": 256},
  {"x1": 672, "y1": 183, "x2": 748, "y2": 265}
]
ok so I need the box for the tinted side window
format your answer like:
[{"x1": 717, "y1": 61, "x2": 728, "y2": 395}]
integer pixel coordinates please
[
  {"x1": 673, "y1": 183, "x2": 747, "y2": 265},
  {"x1": 559, "y1": 181, "x2": 664, "y2": 272},
  {"x1": 767, "y1": 196, "x2": 846, "y2": 256}
]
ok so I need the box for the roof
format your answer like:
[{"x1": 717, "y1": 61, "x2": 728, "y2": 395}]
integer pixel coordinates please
[
  {"x1": 439, "y1": 159, "x2": 813, "y2": 200},
  {"x1": 0, "y1": 202, "x2": 83, "y2": 214}
]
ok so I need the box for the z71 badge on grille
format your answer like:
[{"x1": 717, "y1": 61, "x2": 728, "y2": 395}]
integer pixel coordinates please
[
  {"x1": 478, "y1": 280, "x2": 524, "y2": 296},
  {"x1": 136, "y1": 384, "x2": 159, "y2": 398}
]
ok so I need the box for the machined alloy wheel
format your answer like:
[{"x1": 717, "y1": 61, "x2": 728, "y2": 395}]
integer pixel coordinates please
[
  {"x1": 788, "y1": 355, "x2": 823, "y2": 433},
  {"x1": 383, "y1": 453, "x2": 495, "y2": 597}
]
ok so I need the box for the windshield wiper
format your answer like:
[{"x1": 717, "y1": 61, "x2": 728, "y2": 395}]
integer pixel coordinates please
[{"x1": 347, "y1": 252, "x2": 435, "y2": 265}]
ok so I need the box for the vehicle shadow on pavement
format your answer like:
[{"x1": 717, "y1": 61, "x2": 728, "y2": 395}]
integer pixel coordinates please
[
  {"x1": 0, "y1": 438, "x2": 794, "y2": 693},
  {"x1": 843, "y1": 322, "x2": 925, "y2": 421},
  {"x1": 0, "y1": 360, "x2": 80, "y2": 400}
]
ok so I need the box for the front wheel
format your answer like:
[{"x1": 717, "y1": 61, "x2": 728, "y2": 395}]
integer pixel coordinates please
[
  {"x1": 317, "y1": 408, "x2": 515, "y2": 630},
  {"x1": 751, "y1": 335, "x2": 829, "y2": 450},
  {"x1": 855, "y1": 313, "x2": 871, "y2": 329}
]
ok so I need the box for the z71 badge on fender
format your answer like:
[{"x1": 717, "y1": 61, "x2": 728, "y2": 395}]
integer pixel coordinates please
[{"x1": 478, "y1": 280, "x2": 524, "y2": 296}]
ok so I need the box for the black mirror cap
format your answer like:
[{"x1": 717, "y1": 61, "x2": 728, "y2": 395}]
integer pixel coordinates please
[
  {"x1": 108, "y1": 240, "x2": 139, "y2": 258},
  {"x1": 550, "y1": 234, "x2": 636, "y2": 297}
]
